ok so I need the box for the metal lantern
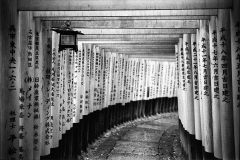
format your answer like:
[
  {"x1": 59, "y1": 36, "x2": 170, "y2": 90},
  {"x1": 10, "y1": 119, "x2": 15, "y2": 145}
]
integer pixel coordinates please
[{"x1": 51, "y1": 20, "x2": 84, "y2": 52}]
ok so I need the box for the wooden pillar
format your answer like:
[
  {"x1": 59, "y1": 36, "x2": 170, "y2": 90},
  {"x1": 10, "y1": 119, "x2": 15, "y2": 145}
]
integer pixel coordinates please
[
  {"x1": 103, "y1": 50, "x2": 108, "y2": 108},
  {"x1": 230, "y1": 0, "x2": 240, "y2": 159},
  {"x1": 156, "y1": 62, "x2": 161, "y2": 101},
  {"x1": 191, "y1": 34, "x2": 201, "y2": 141},
  {"x1": 143, "y1": 60, "x2": 147, "y2": 115},
  {"x1": 33, "y1": 18, "x2": 43, "y2": 160},
  {"x1": 77, "y1": 48, "x2": 83, "y2": 142},
  {"x1": 136, "y1": 59, "x2": 140, "y2": 103},
  {"x1": 119, "y1": 54, "x2": 123, "y2": 105},
  {"x1": 19, "y1": 11, "x2": 36, "y2": 159},
  {"x1": 196, "y1": 29, "x2": 204, "y2": 148},
  {"x1": 101, "y1": 49, "x2": 106, "y2": 109},
  {"x1": 95, "y1": 46, "x2": 100, "y2": 111},
  {"x1": 175, "y1": 44, "x2": 180, "y2": 115},
  {"x1": 166, "y1": 62, "x2": 171, "y2": 99},
  {"x1": 171, "y1": 63, "x2": 176, "y2": 100},
  {"x1": 68, "y1": 50, "x2": 74, "y2": 129},
  {"x1": 158, "y1": 62, "x2": 164, "y2": 112},
  {"x1": 40, "y1": 21, "x2": 52, "y2": 156},
  {"x1": 110, "y1": 53, "x2": 116, "y2": 106},
  {"x1": 74, "y1": 43, "x2": 82, "y2": 122},
  {"x1": 73, "y1": 48, "x2": 80, "y2": 123},
  {"x1": 122, "y1": 55, "x2": 127, "y2": 106},
  {"x1": 135, "y1": 60, "x2": 140, "y2": 116},
  {"x1": 209, "y1": 16, "x2": 222, "y2": 159},
  {"x1": 50, "y1": 30, "x2": 60, "y2": 149},
  {"x1": 149, "y1": 61, "x2": 154, "y2": 112},
  {"x1": 217, "y1": 9, "x2": 235, "y2": 160},
  {"x1": 96, "y1": 46, "x2": 101, "y2": 111},
  {"x1": 120, "y1": 54, "x2": 125, "y2": 106},
  {"x1": 0, "y1": 1, "x2": 3, "y2": 158},
  {"x1": 138, "y1": 59, "x2": 144, "y2": 103},
  {"x1": 0, "y1": 0, "x2": 2, "y2": 157},
  {"x1": 79, "y1": 42, "x2": 85, "y2": 119},
  {"x1": 166, "y1": 62, "x2": 170, "y2": 99},
  {"x1": 106, "y1": 52, "x2": 111, "y2": 108},
  {"x1": 156, "y1": 62, "x2": 161, "y2": 113},
  {"x1": 99, "y1": 48, "x2": 103, "y2": 110},
  {"x1": 58, "y1": 51, "x2": 63, "y2": 140},
  {"x1": 182, "y1": 35, "x2": 189, "y2": 131},
  {"x1": 93, "y1": 45, "x2": 98, "y2": 111},
  {"x1": 199, "y1": 20, "x2": 213, "y2": 153},
  {"x1": 117, "y1": 54, "x2": 122, "y2": 105},
  {"x1": 183, "y1": 34, "x2": 195, "y2": 135},
  {"x1": 180, "y1": 38, "x2": 187, "y2": 129},
  {"x1": 114, "y1": 54, "x2": 119, "y2": 105},
  {"x1": 129, "y1": 58, "x2": 134, "y2": 103},
  {"x1": 63, "y1": 49, "x2": 71, "y2": 133},
  {"x1": 63, "y1": 49, "x2": 69, "y2": 132},
  {"x1": 89, "y1": 45, "x2": 95, "y2": 113},
  {"x1": 84, "y1": 44, "x2": 91, "y2": 115},
  {"x1": 0, "y1": 1, "x2": 20, "y2": 159},
  {"x1": 178, "y1": 38, "x2": 184, "y2": 127},
  {"x1": 89, "y1": 45, "x2": 95, "y2": 142},
  {"x1": 142, "y1": 60, "x2": 146, "y2": 116},
  {"x1": 163, "y1": 62, "x2": 169, "y2": 100},
  {"x1": 108, "y1": 52, "x2": 114, "y2": 106}
]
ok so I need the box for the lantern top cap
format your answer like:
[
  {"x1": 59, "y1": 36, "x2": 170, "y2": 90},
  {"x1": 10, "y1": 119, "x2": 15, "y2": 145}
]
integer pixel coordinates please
[{"x1": 51, "y1": 20, "x2": 84, "y2": 35}]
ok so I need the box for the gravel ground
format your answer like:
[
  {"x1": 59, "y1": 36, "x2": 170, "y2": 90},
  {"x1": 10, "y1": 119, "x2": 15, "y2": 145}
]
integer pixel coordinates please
[{"x1": 78, "y1": 113, "x2": 183, "y2": 160}]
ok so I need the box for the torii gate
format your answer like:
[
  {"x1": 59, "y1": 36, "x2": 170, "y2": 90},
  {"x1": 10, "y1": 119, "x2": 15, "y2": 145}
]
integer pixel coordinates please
[{"x1": 0, "y1": 0, "x2": 239, "y2": 160}]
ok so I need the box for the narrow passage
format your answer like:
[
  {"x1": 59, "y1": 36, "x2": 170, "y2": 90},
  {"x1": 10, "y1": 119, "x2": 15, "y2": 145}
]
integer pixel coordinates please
[{"x1": 81, "y1": 113, "x2": 182, "y2": 160}]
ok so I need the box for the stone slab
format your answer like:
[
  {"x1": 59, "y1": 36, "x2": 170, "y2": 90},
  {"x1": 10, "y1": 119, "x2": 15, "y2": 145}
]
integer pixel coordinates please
[
  {"x1": 107, "y1": 153, "x2": 159, "y2": 160},
  {"x1": 121, "y1": 130, "x2": 163, "y2": 142}
]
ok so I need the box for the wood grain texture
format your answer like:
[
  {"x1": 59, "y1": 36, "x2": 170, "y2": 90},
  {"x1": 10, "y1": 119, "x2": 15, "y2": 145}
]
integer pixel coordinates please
[
  {"x1": 52, "y1": 20, "x2": 200, "y2": 29},
  {"x1": 209, "y1": 16, "x2": 222, "y2": 159},
  {"x1": 191, "y1": 34, "x2": 201, "y2": 141},
  {"x1": 217, "y1": 9, "x2": 235, "y2": 160},
  {"x1": 1, "y1": 1, "x2": 20, "y2": 159},
  {"x1": 19, "y1": 11, "x2": 35, "y2": 159},
  {"x1": 230, "y1": 0, "x2": 240, "y2": 159},
  {"x1": 183, "y1": 34, "x2": 195, "y2": 135},
  {"x1": 0, "y1": 1, "x2": 3, "y2": 157},
  {"x1": 197, "y1": 29, "x2": 204, "y2": 144},
  {"x1": 40, "y1": 21, "x2": 52, "y2": 156},
  {"x1": 199, "y1": 19, "x2": 213, "y2": 153},
  {"x1": 33, "y1": 10, "x2": 217, "y2": 17},
  {"x1": 18, "y1": 0, "x2": 231, "y2": 11}
]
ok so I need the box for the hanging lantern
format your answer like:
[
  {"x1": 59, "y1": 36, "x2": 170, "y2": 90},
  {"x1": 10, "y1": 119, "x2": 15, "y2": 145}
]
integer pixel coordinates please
[{"x1": 51, "y1": 20, "x2": 84, "y2": 52}]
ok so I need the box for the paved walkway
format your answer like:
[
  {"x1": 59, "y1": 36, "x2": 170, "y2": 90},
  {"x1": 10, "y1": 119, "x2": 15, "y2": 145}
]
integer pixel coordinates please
[{"x1": 81, "y1": 113, "x2": 181, "y2": 160}]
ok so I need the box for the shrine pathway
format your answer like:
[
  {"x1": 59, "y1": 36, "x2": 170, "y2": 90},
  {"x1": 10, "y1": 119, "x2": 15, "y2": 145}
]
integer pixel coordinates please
[{"x1": 81, "y1": 112, "x2": 182, "y2": 160}]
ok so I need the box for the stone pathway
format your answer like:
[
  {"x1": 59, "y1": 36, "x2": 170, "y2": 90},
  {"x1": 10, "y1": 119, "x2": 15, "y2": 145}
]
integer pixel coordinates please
[{"x1": 80, "y1": 113, "x2": 182, "y2": 160}]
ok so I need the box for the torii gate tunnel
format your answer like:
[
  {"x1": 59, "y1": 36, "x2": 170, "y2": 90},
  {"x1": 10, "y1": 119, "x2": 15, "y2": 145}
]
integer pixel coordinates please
[{"x1": 0, "y1": 0, "x2": 239, "y2": 160}]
